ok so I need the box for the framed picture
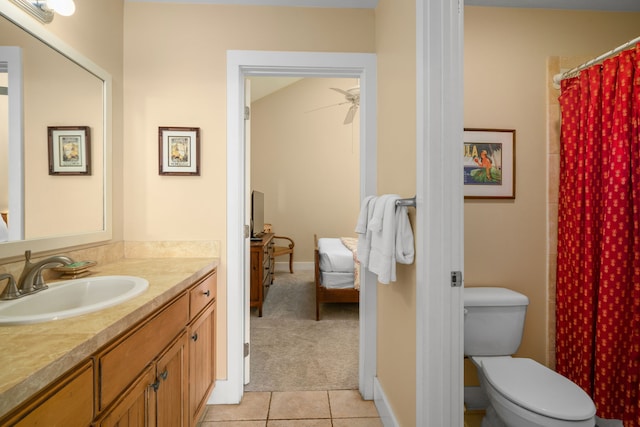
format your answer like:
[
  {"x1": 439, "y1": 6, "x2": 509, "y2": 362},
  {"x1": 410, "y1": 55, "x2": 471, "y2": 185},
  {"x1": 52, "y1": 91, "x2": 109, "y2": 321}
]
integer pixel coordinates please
[
  {"x1": 463, "y1": 128, "x2": 516, "y2": 199},
  {"x1": 158, "y1": 127, "x2": 200, "y2": 176},
  {"x1": 48, "y1": 126, "x2": 91, "y2": 175}
]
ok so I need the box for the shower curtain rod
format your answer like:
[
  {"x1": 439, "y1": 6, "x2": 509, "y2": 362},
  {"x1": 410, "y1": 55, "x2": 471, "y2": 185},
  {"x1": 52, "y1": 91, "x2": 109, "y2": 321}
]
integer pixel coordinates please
[{"x1": 552, "y1": 34, "x2": 640, "y2": 87}]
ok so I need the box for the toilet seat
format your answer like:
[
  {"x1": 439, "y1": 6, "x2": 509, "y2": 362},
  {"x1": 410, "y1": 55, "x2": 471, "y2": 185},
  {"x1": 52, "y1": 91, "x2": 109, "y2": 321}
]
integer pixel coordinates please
[{"x1": 474, "y1": 357, "x2": 596, "y2": 421}]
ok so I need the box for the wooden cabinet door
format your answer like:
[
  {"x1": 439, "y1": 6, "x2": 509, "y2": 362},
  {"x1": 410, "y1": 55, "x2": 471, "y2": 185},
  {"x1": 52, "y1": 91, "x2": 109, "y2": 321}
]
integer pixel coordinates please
[
  {"x1": 156, "y1": 332, "x2": 188, "y2": 427},
  {"x1": 98, "y1": 294, "x2": 188, "y2": 412},
  {"x1": 97, "y1": 365, "x2": 156, "y2": 427},
  {"x1": 250, "y1": 248, "x2": 260, "y2": 304},
  {"x1": 188, "y1": 302, "x2": 216, "y2": 426},
  {"x1": 9, "y1": 361, "x2": 93, "y2": 427}
]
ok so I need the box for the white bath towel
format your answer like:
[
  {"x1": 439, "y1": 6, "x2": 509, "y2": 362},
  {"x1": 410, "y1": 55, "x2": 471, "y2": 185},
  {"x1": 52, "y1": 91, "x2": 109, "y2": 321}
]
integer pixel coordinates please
[
  {"x1": 395, "y1": 205, "x2": 415, "y2": 264},
  {"x1": 368, "y1": 195, "x2": 400, "y2": 284},
  {"x1": 356, "y1": 194, "x2": 415, "y2": 284},
  {"x1": 0, "y1": 216, "x2": 8, "y2": 243},
  {"x1": 355, "y1": 195, "x2": 376, "y2": 268}
]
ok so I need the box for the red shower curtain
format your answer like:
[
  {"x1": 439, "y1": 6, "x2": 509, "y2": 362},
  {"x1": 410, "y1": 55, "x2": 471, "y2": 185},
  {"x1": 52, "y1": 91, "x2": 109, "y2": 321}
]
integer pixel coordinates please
[{"x1": 556, "y1": 43, "x2": 640, "y2": 426}]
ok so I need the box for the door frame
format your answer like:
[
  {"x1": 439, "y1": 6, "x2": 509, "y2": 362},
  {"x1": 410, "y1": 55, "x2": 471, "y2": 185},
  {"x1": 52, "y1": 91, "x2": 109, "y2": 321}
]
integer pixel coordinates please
[{"x1": 211, "y1": 50, "x2": 377, "y2": 404}]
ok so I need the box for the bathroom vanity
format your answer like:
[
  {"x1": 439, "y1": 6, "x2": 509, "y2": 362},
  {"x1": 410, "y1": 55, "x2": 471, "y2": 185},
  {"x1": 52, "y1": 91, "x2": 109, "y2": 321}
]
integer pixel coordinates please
[{"x1": 0, "y1": 257, "x2": 218, "y2": 427}]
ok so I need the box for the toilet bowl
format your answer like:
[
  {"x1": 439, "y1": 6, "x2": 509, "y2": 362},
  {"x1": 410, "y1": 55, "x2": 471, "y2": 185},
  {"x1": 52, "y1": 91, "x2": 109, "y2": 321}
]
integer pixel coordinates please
[
  {"x1": 464, "y1": 287, "x2": 596, "y2": 427},
  {"x1": 471, "y1": 356, "x2": 596, "y2": 427}
]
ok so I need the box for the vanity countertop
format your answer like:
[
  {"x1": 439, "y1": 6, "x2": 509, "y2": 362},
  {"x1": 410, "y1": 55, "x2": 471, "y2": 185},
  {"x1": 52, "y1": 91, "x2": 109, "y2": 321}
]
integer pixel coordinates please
[{"x1": 0, "y1": 257, "x2": 219, "y2": 418}]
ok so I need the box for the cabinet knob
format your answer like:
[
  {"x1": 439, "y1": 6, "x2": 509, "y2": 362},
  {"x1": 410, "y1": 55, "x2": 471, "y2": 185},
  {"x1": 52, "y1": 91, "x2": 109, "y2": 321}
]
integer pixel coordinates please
[
  {"x1": 203, "y1": 290, "x2": 210, "y2": 297},
  {"x1": 150, "y1": 380, "x2": 160, "y2": 392},
  {"x1": 191, "y1": 332, "x2": 199, "y2": 342},
  {"x1": 160, "y1": 369, "x2": 169, "y2": 381}
]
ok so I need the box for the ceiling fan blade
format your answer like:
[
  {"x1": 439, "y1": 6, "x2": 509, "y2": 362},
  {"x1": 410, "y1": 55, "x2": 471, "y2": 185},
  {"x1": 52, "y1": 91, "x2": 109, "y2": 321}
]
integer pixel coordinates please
[
  {"x1": 305, "y1": 101, "x2": 348, "y2": 114},
  {"x1": 344, "y1": 104, "x2": 358, "y2": 124},
  {"x1": 330, "y1": 87, "x2": 352, "y2": 97}
]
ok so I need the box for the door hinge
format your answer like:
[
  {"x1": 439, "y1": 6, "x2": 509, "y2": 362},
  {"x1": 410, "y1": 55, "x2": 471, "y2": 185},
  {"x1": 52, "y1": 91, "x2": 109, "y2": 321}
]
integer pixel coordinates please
[
  {"x1": 451, "y1": 271, "x2": 462, "y2": 287},
  {"x1": 244, "y1": 342, "x2": 250, "y2": 357},
  {"x1": 244, "y1": 106, "x2": 251, "y2": 120}
]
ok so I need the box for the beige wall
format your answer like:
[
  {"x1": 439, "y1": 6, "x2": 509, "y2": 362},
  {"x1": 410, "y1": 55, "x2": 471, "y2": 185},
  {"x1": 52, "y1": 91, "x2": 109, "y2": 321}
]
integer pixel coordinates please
[
  {"x1": 251, "y1": 77, "x2": 360, "y2": 261},
  {"x1": 375, "y1": 0, "x2": 417, "y2": 425},
  {"x1": 123, "y1": 1, "x2": 374, "y2": 381},
  {"x1": 464, "y1": 6, "x2": 640, "y2": 377}
]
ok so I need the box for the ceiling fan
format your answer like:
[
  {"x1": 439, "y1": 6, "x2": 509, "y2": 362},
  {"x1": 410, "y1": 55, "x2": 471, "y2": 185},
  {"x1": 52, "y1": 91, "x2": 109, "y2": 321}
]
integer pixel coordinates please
[
  {"x1": 329, "y1": 86, "x2": 360, "y2": 125},
  {"x1": 306, "y1": 86, "x2": 360, "y2": 124},
  {"x1": 330, "y1": 86, "x2": 360, "y2": 124}
]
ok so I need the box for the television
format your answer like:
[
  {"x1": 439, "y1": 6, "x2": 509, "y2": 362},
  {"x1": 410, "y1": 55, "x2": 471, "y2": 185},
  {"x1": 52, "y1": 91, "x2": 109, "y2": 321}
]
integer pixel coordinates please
[{"x1": 251, "y1": 190, "x2": 265, "y2": 238}]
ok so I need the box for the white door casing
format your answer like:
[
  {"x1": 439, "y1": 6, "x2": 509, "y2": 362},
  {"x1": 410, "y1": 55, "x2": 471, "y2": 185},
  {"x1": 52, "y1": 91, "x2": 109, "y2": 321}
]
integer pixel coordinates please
[
  {"x1": 243, "y1": 78, "x2": 251, "y2": 384},
  {"x1": 415, "y1": 0, "x2": 465, "y2": 425},
  {"x1": 212, "y1": 50, "x2": 377, "y2": 405}
]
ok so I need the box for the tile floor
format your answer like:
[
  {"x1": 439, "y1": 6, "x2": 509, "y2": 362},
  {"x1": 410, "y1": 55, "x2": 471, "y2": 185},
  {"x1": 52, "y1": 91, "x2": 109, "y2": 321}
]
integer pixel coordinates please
[{"x1": 200, "y1": 390, "x2": 382, "y2": 426}]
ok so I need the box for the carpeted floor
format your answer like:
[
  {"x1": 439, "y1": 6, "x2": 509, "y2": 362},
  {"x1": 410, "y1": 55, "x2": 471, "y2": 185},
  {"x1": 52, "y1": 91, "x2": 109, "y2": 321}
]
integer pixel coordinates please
[{"x1": 244, "y1": 269, "x2": 359, "y2": 392}]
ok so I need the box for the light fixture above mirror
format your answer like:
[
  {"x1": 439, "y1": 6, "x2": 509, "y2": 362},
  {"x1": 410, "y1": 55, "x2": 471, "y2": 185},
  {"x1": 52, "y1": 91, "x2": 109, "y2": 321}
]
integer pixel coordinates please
[{"x1": 9, "y1": 0, "x2": 75, "y2": 24}]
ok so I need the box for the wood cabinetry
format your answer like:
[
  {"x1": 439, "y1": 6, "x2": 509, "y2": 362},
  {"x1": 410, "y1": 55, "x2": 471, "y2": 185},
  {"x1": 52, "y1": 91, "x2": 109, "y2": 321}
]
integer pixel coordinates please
[
  {"x1": 0, "y1": 267, "x2": 217, "y2": 427},
  {"x1": 156, "y1": 332, "x2": 189, "y2": 427},
  {"x1": 98, "y1": 331, "x2": 189, "y2": 427},
  {"x1": 250, "y1": 233, "x2": 274, "y2": 317},
  {"x1": 97, "y1": 294, "x2": 189, "y2": 413},
  {"x1": 97, "y1": 364, "x2": 156, "y2": 427},
  {"x1": 3, "y1": 361, "x2": 94, "y2": 427},
  {"x1": 188, "y1": 270, "x2": 217, "y2": 426}
]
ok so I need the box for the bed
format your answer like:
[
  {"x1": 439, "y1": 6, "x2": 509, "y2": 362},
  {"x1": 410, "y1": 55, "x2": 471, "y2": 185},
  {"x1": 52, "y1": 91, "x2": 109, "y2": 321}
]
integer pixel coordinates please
[{"x1": 314, "y1": 234, "x2": 360, "y2": 320}]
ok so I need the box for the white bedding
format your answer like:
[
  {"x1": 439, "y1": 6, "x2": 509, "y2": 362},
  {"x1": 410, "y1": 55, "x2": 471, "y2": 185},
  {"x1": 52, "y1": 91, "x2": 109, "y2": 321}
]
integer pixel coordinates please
[
  {"x1": 320, "y1": 271, "x2": 355, "y2": 289},
  {"x1": 318, "y1": 237, "x2": 358, "y2": 290},
  {"x1": 318, "y1": 238, "x2": 355, "y2": 273}
]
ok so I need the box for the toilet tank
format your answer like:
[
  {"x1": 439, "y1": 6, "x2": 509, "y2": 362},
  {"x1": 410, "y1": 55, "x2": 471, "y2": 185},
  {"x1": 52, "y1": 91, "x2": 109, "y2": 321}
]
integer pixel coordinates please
[{"x1": 464, "y1": 287, "x2": 529, "y2": 356}]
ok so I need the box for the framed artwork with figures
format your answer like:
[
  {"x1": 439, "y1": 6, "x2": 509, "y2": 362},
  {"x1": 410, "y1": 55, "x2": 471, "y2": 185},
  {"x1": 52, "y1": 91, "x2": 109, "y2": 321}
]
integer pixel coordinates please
[{"x1": 463, "y1": 128, "x2": 515, "y2": 199}]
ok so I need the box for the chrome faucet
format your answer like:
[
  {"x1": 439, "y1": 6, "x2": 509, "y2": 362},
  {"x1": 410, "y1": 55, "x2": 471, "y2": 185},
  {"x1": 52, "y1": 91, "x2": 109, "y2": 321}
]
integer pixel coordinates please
[
  {"x1": 0, "y1": 273, "x2": 19, "y2": 300},
  {"x1": 16, "y1": 250, "x2": 74, "y2": 296}
]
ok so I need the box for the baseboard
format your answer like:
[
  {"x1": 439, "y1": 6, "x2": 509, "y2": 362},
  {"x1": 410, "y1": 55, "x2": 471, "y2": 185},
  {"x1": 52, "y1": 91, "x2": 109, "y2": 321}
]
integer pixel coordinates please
[
  {"x1": 274, "y1": 261, "x2": 314, "y2": 272},
  {"x1": 374, "y1": 377, "x2": 400, "y2": 427},
  {"x1": 207, "y1": 379, "x2": 242, "y2": 405}
]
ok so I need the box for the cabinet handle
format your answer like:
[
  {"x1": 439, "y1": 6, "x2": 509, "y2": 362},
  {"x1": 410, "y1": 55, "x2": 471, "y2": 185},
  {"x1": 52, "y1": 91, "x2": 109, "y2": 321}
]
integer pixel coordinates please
[
  {"x1": 191, "y1": 332, "x2": 198, "y2": 342},
  {"x1": 150, "y1": 379, "x2": 160, "y2": 392},
  {"x1": 160, "y1": 369, "x2": 169, "y2": 381},
  {"x1": 203, "y1": 290, "x2": 210, "y2": 297}
]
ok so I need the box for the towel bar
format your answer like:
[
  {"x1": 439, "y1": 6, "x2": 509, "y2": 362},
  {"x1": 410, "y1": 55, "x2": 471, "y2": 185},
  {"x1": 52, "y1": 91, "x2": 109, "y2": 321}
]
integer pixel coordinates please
[{"x1": 395, "y1": 196, "x2": 416, "y2": 207}]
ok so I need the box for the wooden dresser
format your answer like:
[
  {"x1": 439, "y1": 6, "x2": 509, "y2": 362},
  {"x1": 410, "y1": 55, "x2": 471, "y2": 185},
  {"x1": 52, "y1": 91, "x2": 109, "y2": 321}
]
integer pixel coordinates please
[{"x1": 250, "y1": 233, "x2": 274, "y2": 317}]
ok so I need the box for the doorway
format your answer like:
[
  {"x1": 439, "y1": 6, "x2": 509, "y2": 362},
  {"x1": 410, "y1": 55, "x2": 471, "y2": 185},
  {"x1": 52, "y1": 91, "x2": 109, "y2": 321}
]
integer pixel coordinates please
[
  {"x1": 246, "y1": 76, "x2": 361, "y2": 391},
  {"x1": 212, "y1": 50, "x2": 377, "y2": 405}
]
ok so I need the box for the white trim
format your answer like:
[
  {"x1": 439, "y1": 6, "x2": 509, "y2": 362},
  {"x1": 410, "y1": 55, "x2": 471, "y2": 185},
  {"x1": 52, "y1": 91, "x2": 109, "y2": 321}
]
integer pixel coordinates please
[
  {"x1": 0, "y1": 46, "x2": 24, "y2": 242},
  {"x1": 374, "y1": 376, "x2": 400, "y2": 427},
  {"x1": 212, "y1": 50, "x2": 377, "y2": 405},
  {"x1": 416, "y1": 0, "x2": 464, "y2": 426}
]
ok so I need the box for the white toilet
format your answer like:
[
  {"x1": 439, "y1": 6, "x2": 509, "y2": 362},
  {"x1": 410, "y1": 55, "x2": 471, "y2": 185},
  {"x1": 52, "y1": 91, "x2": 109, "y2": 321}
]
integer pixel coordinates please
[{"x1": 464, "y1": 287, "x2": 596, "y2": 427}]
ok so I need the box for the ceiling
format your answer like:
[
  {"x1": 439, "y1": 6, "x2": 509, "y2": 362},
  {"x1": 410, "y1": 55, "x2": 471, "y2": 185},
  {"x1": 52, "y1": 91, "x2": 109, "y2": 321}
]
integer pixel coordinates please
[{"x1": 129, "y1": 0, "x2": 640, "y2": 12}]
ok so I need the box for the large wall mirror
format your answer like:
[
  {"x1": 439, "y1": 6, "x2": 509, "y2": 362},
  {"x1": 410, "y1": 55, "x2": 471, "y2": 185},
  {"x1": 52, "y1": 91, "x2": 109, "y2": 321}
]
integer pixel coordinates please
[{"x1": 0, "y1": 3, "x2": 111, "y2": 259}]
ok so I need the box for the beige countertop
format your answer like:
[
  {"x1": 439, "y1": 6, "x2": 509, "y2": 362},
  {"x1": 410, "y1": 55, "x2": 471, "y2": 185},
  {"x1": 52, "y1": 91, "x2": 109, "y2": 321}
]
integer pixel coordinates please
[{"x1": 0, "y1": 257, "x2": 219, "y2": 418}]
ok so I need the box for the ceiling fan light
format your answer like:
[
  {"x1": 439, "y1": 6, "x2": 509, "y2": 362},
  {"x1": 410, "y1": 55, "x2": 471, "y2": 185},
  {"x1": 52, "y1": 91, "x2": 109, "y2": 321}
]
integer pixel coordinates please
[{"x1": 46, "y1": 0, "x2": 75, "y2": 16}]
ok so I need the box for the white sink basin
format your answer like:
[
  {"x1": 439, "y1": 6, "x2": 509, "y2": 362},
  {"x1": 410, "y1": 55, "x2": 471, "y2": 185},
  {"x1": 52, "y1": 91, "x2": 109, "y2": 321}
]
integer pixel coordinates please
[{"x1": 0, "y1": 276, "x2": 149, "y2": 325}]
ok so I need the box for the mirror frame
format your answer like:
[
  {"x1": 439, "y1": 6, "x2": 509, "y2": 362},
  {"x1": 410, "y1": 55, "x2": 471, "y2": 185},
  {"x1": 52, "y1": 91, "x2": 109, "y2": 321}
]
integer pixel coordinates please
[{"x1": 0, "y1": 2, "x2": 112, "y2": 259}]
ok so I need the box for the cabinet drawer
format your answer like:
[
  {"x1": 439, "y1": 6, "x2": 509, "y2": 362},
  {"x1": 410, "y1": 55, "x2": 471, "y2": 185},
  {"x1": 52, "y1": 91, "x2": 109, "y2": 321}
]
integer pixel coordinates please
[
  {"x1": 190, "y1": 270, "x2": 217, "y2": 319},
  {"x1": 10, "y1": 361, "x2": 93, "y2": 427},
  {"x1": 98, "y1": 293, "x2": 189, "y2": 411}
]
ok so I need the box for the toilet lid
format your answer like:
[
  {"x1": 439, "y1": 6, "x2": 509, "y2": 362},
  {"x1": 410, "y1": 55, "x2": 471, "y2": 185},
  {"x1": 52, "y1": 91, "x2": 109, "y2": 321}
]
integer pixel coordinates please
[{"x1": 479, "y1": 357, "x2": 596, "y2": 421}]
